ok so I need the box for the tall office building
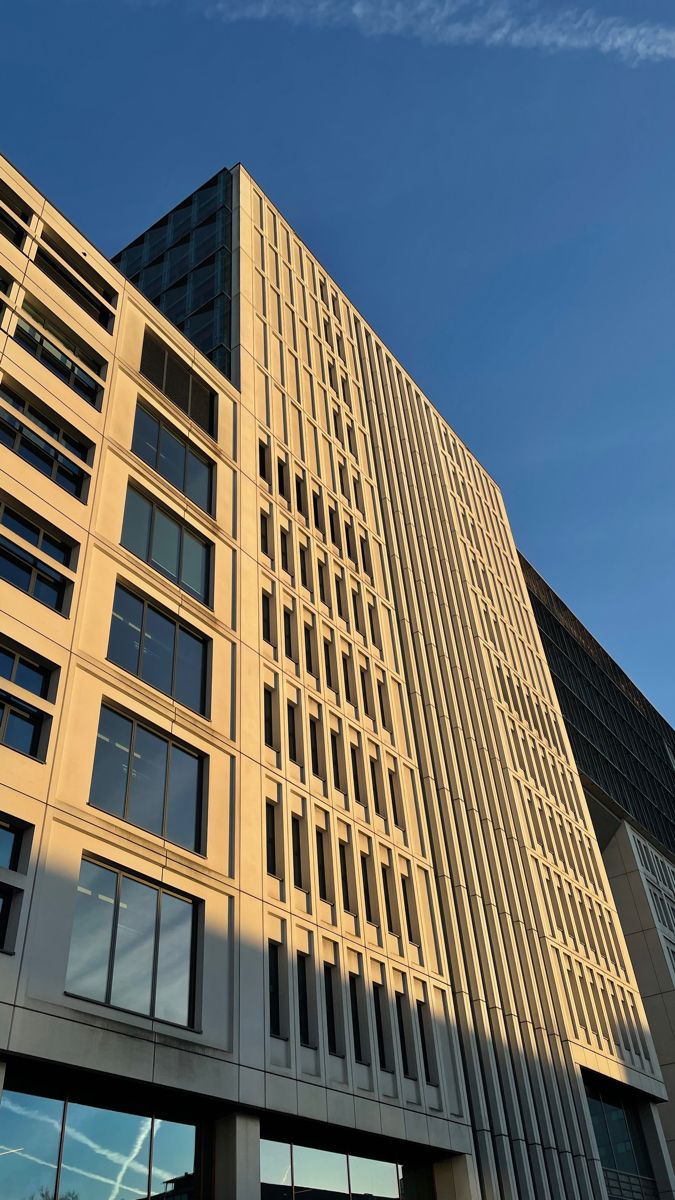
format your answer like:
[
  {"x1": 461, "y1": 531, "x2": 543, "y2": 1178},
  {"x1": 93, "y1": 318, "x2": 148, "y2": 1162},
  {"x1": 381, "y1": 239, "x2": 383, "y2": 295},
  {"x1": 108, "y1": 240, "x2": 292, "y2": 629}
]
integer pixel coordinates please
[
  {"x1": 522, "y1": 557, "x2": 675, "y2": 1176},
  {"x1": 0, "y1": 152, "x2": 672, "y2": 1200}
]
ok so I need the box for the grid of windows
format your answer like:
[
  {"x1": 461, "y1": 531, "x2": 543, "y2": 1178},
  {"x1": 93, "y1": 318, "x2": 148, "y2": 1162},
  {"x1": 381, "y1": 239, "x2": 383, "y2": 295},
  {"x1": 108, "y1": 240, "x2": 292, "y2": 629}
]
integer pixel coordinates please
[
  {"x1": 14, "y1": 303, "x2": 105, "y2": 407},
  {"x1": 66, "y1": 858, "x2": 196, "y2": 1025}
]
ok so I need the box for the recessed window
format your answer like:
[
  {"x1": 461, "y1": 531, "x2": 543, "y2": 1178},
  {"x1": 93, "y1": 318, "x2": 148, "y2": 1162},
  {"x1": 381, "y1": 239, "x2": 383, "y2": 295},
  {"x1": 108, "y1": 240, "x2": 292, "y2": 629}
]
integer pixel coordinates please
[
  {"x1": 132, "y1": 404, "x2": 213, "y2": 514},
  {"x1": 89, "y1": 705, "x2": 204, "y2": 852},
  {"x1": 297, "y1": 952, "x2": 311, "y2": 1047},
  {"x1": 266, "y1": 801, "x2": 278, "y2": 877},
  {"x1": 108, "y1": 583, "x2": 209, "y2": 714},
  {"x1": 66, "y1": 858, "x2": 196, "y2": 1025},
  {"x1": 0, "y1": 692, "x2": 47, "y2": 759},
  {"x1": 0, "y1": 640, "x2": 55, "y2": 700},
  {"x1": 0, "y1": 380, "x2": 92, "y2": 500},
  {"x1": 262, "y1": 592, "x2": 273, "y2": 645},
  {"x1": 264, "y1": 687, "x2": 275, "y2": 748},
  {"x1": 292, "y1": 815, "x2": 304, "y2": 888},
  {"x1": 268, "y1": 939, "x2": 282, "y2": 1038},
  {"x1": 140, "y1": 328, "x2": 216, "y2": 436},
  {"x1": 14, "y1": 302, "x2": 105, "y2": 408},
  {"x1": 287, "y1": 701, "x2": 299, "y2": 763},
  {"x1": 0, "y1": 815, "x2": 27, "y2": 871},
  {"x1": 121, "y1": 486, "x2": 212, "y2": 604}
]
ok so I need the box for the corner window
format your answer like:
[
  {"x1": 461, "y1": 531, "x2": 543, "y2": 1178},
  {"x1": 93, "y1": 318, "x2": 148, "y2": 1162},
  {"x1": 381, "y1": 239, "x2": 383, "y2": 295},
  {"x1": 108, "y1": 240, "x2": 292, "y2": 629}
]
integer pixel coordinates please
[
  {"x1": 66, "y1": 858, "x2": 197, "y2": 1026},
  {"x1": 89, "y1": 705, "x2": 205, "y2": 852}
]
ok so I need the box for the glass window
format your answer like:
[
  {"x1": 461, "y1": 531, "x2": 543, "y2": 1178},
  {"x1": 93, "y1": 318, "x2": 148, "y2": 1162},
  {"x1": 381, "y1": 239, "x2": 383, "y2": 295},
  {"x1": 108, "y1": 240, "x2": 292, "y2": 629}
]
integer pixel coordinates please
[
  {"x1": 140, "y1": 328, "x2": 216, "y2": 435},
  {"x1": 294, "y1": 1145, "x2": 349, "y2": 1195},
  {"x1": 0, "y1": 383, "x2": 91, "y2": 500},
  {"x1": 90, "y1": 706, "x2": 203, "y2": 852},
  {"x1": 132, "y1": 403, "x2": 214, "y2": 514},
  {"x1": 0, "y1": 1091, "x2": 63, "y2": 1200},
  {"x1": 0, "y1": 819, "x2": 20, "y2": 870},
  {"x1": 67, "y1": 858, "x2": 195, "y2": 1025},
  {"x1": 261, "y1": 1140, "x2": 293, "y2": 1200},
  {"x1": 60, "y1": 1103, "x2": 152, "y2": 1200},
  {"x1": 121, "y1": 487, "x2": 212, "y2": 604},
  {"x1": 0, "y1": 640, "x2": 53, "y2": 698},
  {"x1": 350, "y1": 1156, "x2": 400, "y2": 1199},
  {"x1": 0, "y1": 1089, "x2": 195, "y2": 1200},
  {"x1": 108, "y1": 584, "x2": 208, "y2": 714},
  {"x1": 0, "y1": 691, "x2": 45, "y2": 758}
]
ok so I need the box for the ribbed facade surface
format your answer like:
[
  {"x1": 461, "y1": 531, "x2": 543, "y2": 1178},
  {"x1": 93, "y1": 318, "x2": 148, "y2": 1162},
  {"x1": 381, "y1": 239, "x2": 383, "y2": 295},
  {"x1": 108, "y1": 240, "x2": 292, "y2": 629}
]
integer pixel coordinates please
[{"x1": 0, "y1": 152, "x2": 672, "y2": 1200}]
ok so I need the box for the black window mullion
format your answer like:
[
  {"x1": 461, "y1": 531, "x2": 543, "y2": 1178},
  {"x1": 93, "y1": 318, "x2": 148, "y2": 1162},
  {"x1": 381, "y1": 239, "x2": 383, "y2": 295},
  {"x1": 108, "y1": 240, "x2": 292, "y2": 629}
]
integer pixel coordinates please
[
  {"x1": 137, "y1": 596, "x2": 150, "y2": 682},
  {"x1": 105, "y1": 870, "x2": 123, "y2": 1005},
  {"x1": 147, "y1": 1116, "x2": 156, "y2": 1199},
  {"x1": 150, "y1": 884, "x2": 162, "y2": 1019},
  {"x1": 162, "y1": 742, "x2": 172, "y2": 839},
  {"x1": 124, "y1": 719, "x2": 138, "y2": 822},
  {"x1": 53, "y1": 1098, "x2": 68, "y2": 1200}
]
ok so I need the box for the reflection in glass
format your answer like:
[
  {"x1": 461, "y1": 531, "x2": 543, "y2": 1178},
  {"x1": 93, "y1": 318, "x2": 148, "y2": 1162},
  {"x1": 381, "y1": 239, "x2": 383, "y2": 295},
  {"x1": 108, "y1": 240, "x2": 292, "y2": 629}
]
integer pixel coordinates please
[
  {"x1": 141, "y1": 606, "x2": 176, "y2": 695},
  {"x1": 110, "y1": 875, "x2": 157, "y2": 1013},
  {"x1": 151, "y1": 510, "x2": 180, "y2": 581},
  {"x1": 122, "y1": 488, "x2": 151, "y2": 561},
  {"x1": 151, "y1": 1118, "x2": 196, "y2": 1197},
  {"x1": 0, "y1": 1090, "x2": 62, "y2": 1200},
  {"x1": 166, "y1": 746, "x2": 201, "y2": 850},
  {"x1": 181, "y1": 532, "x2": 207, "y2": 600},
  {"x1": 59, "y1": 1102, "x2": 151, "y2": 1200},
  {"x1": 294, "y1": 1145, "x2": 349, "y2": 1196},
  {"x1": 261, "y1": 1139, "x2": 292, "y2": 1200},
  {"x1": 66, "y1": 860, "x2": 116, "y2": 1001},
  {"x1": 175, "y1": 628, "x2": 205, "y2": 712},
  {"x1": 155, "y1": 892, "x2": 193, "y2": 1025},
  {"x1": 108, "y1": 585, "x2": 143, "y2": 675},
  {"x1": 159, "y1": 426, "x2": 186, "y2": 491},
  {"x1": 128, "y1": 726, "x2": 167, "y2": 836},
  {"x1": 350, "y1": 1155, "x2": 400, "y2": 1199},
  {"x1": 90, "y1": 707, "x2": 131, "y2": 818}
]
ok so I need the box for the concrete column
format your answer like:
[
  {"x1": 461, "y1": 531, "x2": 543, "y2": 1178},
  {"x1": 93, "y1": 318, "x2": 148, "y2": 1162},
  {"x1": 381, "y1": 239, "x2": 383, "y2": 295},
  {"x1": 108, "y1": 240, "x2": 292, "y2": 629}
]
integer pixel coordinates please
[
  {"x1": 401, "y1": 1153, "x2": 481, "y2": 1200},
  {"x1": 213, "y1": 1110, "x2": 261, "y2": 1200}
]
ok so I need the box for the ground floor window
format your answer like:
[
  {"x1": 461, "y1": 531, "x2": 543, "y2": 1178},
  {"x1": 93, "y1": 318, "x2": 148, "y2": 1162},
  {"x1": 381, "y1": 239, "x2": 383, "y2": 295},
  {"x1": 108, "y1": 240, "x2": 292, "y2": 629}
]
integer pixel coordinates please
[
  {"x1": 585, "y1": 1077, "x2": 658, "y2": 1200},
  {"x1": 261, "y1": 1139, "x2": 402, "y2": 1200},
  {"x1": 0, "y1": 1088, "x2": 195, "y2": 1200}
]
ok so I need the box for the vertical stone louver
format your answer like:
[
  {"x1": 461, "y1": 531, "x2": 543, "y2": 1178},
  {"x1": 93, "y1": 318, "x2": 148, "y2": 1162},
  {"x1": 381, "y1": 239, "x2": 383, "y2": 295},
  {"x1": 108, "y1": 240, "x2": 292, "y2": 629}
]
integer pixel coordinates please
[{"x1": 354, "y1": 322, "x2": 662, "y2": 1199}]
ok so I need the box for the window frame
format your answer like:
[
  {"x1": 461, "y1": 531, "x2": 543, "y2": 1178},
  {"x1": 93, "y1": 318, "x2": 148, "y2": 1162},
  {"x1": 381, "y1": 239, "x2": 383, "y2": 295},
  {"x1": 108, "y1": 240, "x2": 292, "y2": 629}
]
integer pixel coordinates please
[
  {"x1": 121, "y1": 485, "x2": 213, "y2": 606},
  {"x1": 131, "y1": 401, "x2": 215, "y2": 516}
]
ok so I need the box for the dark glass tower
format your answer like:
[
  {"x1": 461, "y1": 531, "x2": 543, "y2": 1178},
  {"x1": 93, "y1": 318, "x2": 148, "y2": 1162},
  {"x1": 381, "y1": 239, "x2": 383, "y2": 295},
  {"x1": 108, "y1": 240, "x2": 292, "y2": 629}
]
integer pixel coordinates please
[
  {"x1": 113, "y1": 167, "x2": 233, "y2": 379},
  {"x1": 521, "y1": 554, "x2": 675, "y2": 856}
]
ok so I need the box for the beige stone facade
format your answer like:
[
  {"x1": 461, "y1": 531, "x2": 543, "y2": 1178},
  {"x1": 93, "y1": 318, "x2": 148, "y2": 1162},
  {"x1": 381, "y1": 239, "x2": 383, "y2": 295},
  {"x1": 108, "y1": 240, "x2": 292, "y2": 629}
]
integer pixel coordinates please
[{"x1": 0, "y1": 153, "x2": 672, "y2": 1199}]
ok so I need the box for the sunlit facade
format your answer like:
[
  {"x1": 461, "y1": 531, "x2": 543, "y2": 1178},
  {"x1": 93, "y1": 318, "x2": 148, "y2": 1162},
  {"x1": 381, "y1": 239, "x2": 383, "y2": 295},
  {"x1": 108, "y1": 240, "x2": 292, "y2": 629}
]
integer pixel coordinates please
[{"x1": 0, "y1": 153, "x2": 672, "y2": 1200}]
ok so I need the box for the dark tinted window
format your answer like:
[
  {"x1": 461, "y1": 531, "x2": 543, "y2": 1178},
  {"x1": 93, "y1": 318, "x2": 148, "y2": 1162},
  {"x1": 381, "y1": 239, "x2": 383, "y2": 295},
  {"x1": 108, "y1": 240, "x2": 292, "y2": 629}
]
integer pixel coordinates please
[
  {"x1": 132, "y1": 404, "x2": 213, "y2": 513},
  {"x1": 140, "y1": 329, "x2": 216, "y2": 436},
  {"x1": 108, "y1": 583, "x2": 208, "y2": 714},
  {"x1": 89, "y1": 705, "x2": 204, "y2": 852},
  {"x1": 121, "y1": 486, "x2": 211, "y2": 604}
]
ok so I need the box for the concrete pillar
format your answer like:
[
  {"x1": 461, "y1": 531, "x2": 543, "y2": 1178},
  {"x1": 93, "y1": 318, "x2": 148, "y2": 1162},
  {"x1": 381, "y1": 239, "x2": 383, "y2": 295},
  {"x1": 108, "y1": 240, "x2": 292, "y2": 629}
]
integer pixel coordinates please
[
  {"x1": 401, "y1": 1153, "x2": 481, "y2": 1200},
  {"x1": 639, "y1": 1101, "x2": 675, "y2": 1200},
  {"x1": 213, "y1": 1111, "x2": 261, "y2": 1200}
]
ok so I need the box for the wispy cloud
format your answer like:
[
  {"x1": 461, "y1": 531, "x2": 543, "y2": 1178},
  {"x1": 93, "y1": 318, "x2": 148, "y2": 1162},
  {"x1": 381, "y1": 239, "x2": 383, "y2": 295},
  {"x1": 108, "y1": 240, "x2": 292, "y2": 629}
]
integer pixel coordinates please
[{"x1": 194, "y1": 0, "x2": 675, "y2": 64}]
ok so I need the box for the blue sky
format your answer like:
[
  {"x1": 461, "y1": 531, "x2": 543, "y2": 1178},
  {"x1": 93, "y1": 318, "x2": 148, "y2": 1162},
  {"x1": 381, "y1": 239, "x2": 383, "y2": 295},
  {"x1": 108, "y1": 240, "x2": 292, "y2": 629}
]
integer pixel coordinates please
[{"x1": 2, "y1": 0, "x2": 674, "y2": 721}]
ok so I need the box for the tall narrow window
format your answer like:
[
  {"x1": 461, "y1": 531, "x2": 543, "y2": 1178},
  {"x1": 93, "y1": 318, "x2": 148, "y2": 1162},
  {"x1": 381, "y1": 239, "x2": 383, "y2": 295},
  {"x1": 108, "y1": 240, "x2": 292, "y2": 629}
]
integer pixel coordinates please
[
  {"x1": 339, "y1": 841, "x2": 353, "y2": 913},
  {"x1": 260, "y1": 512, "x2": 270, "y2": 557},
  {"x1": 268, "y1": 940, "x2": 281, "y2": 1038},
  {"x1": 330, "y1": 732, "x2": 342, "y2": 790},
  {"x1": 262, "y1": 592, "x2": 272, "y2": 644},
  {"x1": 318, "y1": 561, "x2": 327, "y2": 605},
  {"x1": 417, "y1": 999, "x2": 433, "y2": 1085},
  {"x1": 382, "y1": 865, "x2": 395, "y2": 933},
  {"x1": 299, "y1": 546, "x2": 309, "y2": 588},
  {"x1": 389, "y1": 772, "x2": 403, "y2": 828},
  {"x1": 259, "y1": 440, "x2": 269, "y2": 482},
  {"x1": 263, "y1": 687, "x2": 274, "y2": 748},
  {"x1": 324, "y1": 962, "x2": 338, "y2": 1056},
  {"x1": 351, "y1": 746, "x2": 362, "y2": 807},
  {"x1": 373, "y1": 982, "x2": 388, "y2": 1070},
  {"x1": 287, "y1": 702, "x2": 298, "y2": 763},
  {"x1": 316, "y1": 828, "x2": 328, "y2": 901},
  {"x1": 266, "y1": 802, "x2": 277, "y2": 877},
  {"x1": 292, "y1": 815, "x2": 303, "y2": 888},
  {"x1": 304, "y1": 625, "x2": 314, "y2": 674},
  {"x1": 309, "y1": 717, "x2": 320, "y2": 777},
  {"x1": 297, "y1": 952, "x2": 311, "y2": 1047},
  {"x1": 283, "y1": 609, "x2": 293, "y2": 659},
  {"x1": 371, "y1": 759, "x2": 383, "y2": 817},
  {"x1": 323, "y1": 640, "x2": 334, "y2": 689},
  {"x1": 361, "y1": 669, "x2": 370, "y2": 717},
  {"x1": 395, "y1": 991, "x2": 411, "y2": 1078},
  {"x1": 349, "y1": 973, "x2": 364, "y2": 1064},
  {"x1": 402, "y1": 875, "x2": 416, "y2": 943},
  {"x1": 361, "y1": 855, "x2": 374, "y2": 924},
  {"x1": 280, "y1": 530, "x2": 290, "y2": 573},
  {"x1": 342, "y1": 654, "x2": 352, "y2": 704}
]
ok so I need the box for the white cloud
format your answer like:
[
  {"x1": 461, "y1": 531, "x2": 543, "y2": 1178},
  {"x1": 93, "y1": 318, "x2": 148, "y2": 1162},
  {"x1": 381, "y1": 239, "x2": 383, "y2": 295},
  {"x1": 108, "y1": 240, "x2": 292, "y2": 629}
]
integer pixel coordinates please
[{"x1": 194, "y1": 0, "x2": 675, "y2": 64}]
